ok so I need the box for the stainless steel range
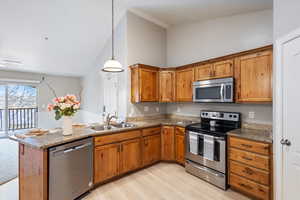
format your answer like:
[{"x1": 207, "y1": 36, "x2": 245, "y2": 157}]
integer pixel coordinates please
[{"x1": 185, "y1": 110, "x2": 241, "y2": 190}]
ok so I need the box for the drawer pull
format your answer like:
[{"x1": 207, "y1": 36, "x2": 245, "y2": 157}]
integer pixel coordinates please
[
  {"x1": 259, "y1": 188, "x2": 266, "y2": 193},
  {"x1": 239, "y1": 183, "x2": 253, "y2": 190},
  {"x1": 242, "y1": 156, "x2": 253, "y2": 161},
  {"x1": 241, "y1": 144, "x2": 252, "y2": 148},
  {"x1": 242, "y1": 167, "x2": 254, "y2": 175}
]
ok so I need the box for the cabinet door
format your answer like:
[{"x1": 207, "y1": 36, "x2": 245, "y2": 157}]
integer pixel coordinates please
[
  {"x1": 235, "y1": 50, "x2": 272, "y2": 102},
  {"x1": 94, "y1": 143, "x2": 120, "y2": 184},
  {"x1": 176, "y1": 68, "x2": 194, "y2": 102},
  {"x1": 213, "y1": 59, "x2": 233, "y2": 79},
  {"x1": 142, "y1": 134, "x2": 161, "y2": 166},
  {"x1": 175, "y1": 134, "x2": 185, "y2": 165},
  {"x1": 194, "y1": 64, "x2": 213, "y2": 81},
  {"x1": 159, "y1": 71, "x2": 175, "y2": 102},
  {"x1": 140, "y1": 68, "x2": 159, "y2": 102},
  {"x1": 161, "y1": 126, "x2": 175, "y2": 161},
  {"x1": 120, "y1": 139, "x2": 142, "y2": 174}
]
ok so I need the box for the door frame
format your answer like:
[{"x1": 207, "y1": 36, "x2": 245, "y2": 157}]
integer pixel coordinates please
[
  {"x1": 0, "y1": 83, "x2": 8, "y2": 138},
  {"x1": 274, "y1": 27, "x2": 300, "y2": 200}
]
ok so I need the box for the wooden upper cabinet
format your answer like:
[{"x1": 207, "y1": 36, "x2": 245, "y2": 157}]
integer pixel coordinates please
[
  {"x1": 94, "y1": 143, "x2": 120, "y2": 184},
  {"x1": 235, "y1": 49, "x2": 273, "y2": 102},
  {"x1": 176, "y1": 67, "x2": 194, "y2": 102},
  {"x1": 130, "y1": 64, "x2": 159, "y2": 103},
  {"x1": 194, "y1": 60, "x2": 233, "y2": 81},
  {"x1": 161, "y1": 126, "x2": 175, "y2": 161},
  {"x1": 213, "y1": 59, "x2": 233, "y2": 79},
  {"x1": 159, "y1": 70, "x2": 175, "y2": 102},
  {"x1": 194, "y1": 64, "x2": 213, "y2": 81}
]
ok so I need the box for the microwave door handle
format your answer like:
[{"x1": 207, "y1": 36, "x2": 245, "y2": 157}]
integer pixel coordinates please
[{"x1": 220, "y1": 84, "x2": 224, "y2": 101}]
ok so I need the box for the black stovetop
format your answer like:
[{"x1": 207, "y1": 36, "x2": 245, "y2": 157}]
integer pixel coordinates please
[{"x1": 186, "y1": 123, "x2": 237, "y2": 137}]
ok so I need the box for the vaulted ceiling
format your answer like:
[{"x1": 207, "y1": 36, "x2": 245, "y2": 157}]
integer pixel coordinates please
[{"x1": 0, "y1": 0, "x2": 272, "y2": 76}]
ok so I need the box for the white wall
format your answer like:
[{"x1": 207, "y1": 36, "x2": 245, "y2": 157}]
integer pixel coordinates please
[
  {"x1": 274, "y1": 0, "x2": 300, "y2": 39},
  {"x1": 126, "y1": 12, "x2": 167, "y2": 117},
  {"x1": 166, "y1": 9, "x2": 273, "y2": 124},
  {"x1": 0, "y1": 70, "x2": 82, "y2": 128},
  {"x1": 81, "y1": 15, "x2": 128, "y2": 123},
  {"x1": 167, "y1": 9, "x2": 273, "y2": 67}
]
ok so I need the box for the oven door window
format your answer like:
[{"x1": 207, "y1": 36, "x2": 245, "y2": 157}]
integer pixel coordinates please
[{"x1": 195, "y1": 86, "x2": 221, "y2": 100}]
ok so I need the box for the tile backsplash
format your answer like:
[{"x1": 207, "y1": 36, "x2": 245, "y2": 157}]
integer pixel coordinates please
[{"x1": 166, "y1": 102, "x2": 272, "y2": 125}]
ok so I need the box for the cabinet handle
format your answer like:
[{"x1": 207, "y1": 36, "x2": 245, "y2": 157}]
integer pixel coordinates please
[
  {"x1": 117, "y1": 145, "x2": 120, "y2": 152},
  {"x1": 242, "y1": 167, "x2": 254, "y2": 175},
  {"x1": 101, "y1": 153, "x2": 103, "y2": 158},
  {"x1": 239, "y1": 183, "x2": 253, "y2": 190},
  {"x1": 242, "y1": 156, "x2": 253, "y2": 161},
  {"x1": 241, "y1": 144, "x2": 252, "y2": 148}
]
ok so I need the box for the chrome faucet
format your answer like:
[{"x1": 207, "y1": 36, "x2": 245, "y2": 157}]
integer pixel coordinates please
[{"x1": 105, "y1": 112, "x2": 118, "y2": 128}]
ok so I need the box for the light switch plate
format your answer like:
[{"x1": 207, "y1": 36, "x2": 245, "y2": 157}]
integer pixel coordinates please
[
  {"x1": 156, "y1": 107, "x2": 160, "y2": 112},
  {"x1": 248, "y1": 111, "x2": 255, "y2": 119},
  {"x1": 144, "y1": 106, "x2": 149, "y2": 112}
]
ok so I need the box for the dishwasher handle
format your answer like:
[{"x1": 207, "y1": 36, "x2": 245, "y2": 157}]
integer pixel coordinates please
[{"x1": 59, "y1": 142, "x2": 92, "y2": 154}]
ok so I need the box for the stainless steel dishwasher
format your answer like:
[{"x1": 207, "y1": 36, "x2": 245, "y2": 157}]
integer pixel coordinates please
[{"x1": 49, "y1": 137, "x2": 93, "y2": 200}]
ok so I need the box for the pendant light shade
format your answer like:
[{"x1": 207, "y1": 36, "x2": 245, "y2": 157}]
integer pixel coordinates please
[
  {"x1": 103, "y1": 59, "x2": 124, "y2": 72},
  {"x1": 101, "y1": 0, "x2": 124, "y2": 73}
]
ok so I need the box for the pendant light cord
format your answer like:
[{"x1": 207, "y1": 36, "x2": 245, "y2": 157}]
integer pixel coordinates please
[{"x1": 112, "y1": 0, "x2": 115, "y2": 60}]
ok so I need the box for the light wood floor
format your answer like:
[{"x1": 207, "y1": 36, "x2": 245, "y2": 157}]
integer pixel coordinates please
[
  {"x1": 84, "y1": 163, "x2": 250, "y2": 200},
  {"x1": 0, "y1": 163, "x2": 250, "y2": 200}
]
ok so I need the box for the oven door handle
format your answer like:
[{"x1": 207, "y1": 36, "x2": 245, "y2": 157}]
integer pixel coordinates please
[{"x1": 188, "y1": 131, "x2": 225, "y2": 141}]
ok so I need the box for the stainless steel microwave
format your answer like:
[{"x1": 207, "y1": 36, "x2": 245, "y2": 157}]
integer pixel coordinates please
[{"x1": 193, "y1": 78, "x2": 234, "y2": 103}]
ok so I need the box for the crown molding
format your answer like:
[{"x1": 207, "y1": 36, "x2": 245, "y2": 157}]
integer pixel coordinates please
[{"x1": 128, "y1": 8, "x2": 170, "y2": 29}]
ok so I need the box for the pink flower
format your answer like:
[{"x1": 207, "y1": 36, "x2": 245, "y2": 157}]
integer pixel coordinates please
[{"x1": 47, "y1": 104, "x2": 54, "y2": 111}]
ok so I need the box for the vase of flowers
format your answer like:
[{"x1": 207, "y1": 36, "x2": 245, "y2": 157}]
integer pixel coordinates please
[{"x1": 48, "y1": 95, "x2": 80, "y2": 136}]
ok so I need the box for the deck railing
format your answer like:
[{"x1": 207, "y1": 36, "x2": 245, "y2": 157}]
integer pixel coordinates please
[{"x1": 0, "y1": 107, "x2": 38, "y2": 131}]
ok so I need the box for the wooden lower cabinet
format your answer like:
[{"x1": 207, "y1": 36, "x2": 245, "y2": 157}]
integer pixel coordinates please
[
  {"x1": 19, "y1": 144, "x2": 48, "y2": 200},
  {"x1": 120, "y1": 138, "x2": 142, "y2": 174},
  {"x1": 228, "y1": 136, "x2": 272, "y2": 200},
  {"x1": 161, "y1": 126, "x2": 175, "y2": 161},
  {"x1": 175, "y1": 134, "x2": 185, "y2": 164},
  {"x1": 94, "y1": 143, "x2": 120, "y2": 184},
  {"x1": 175, "y1": 126, "x2": 185, "y2": 165},
  {"x1": 142, "y1": 134, "x2": 161, "y2": 166},
  {"x1": 94, "y1": 138, "x2": 142, "y2": 184}
]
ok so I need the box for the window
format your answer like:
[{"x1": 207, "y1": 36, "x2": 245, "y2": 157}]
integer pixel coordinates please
[{"x1": 0, "y1": 84, "x2": 38, "y2": 137}]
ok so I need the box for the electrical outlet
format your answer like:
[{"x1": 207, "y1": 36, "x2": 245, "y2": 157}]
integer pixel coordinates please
[
  {"x1": 144, "y1": 106, "x2": 149, "y2": 112},
  {"x1": 248, "y1": 111, "x2": 255, "y2": 119},
  {"x1": 156, "y1": 107, "x2": 160, "y2": 112},
  {"x1": 177, "y1": 106, "x2": 181, "y2": 113}
]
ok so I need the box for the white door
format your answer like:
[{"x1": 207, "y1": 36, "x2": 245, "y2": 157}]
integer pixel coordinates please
[{"x1": 281, "y1": 35, "x2": 300, "y2": 200}]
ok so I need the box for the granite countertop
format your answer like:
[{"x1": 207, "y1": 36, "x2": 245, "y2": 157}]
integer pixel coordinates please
[
  {"x1": 227, "y1": 128, "x2": 273, "y2": 143},
  {"x1": 9, "y1": 118, "x2": 198, "y2": 149}
]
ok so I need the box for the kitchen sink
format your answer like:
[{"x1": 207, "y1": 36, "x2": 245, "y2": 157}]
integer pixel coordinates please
[
  {"x1": 111, "y1": 122, "x2": 136, "y2": 129},
  {"x1": 89, "y1": 123, "x2": 136, "y2": 131},
  {"x1": 89, "y1": 125, "x2": 116, "y2": 131}
]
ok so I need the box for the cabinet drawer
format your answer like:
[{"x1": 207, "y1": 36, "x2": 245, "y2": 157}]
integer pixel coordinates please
[
  {"x1": 229, "y1": 137, "x2": 270, "y2": 155},
  {"x1": 175, "y1": 126, "x2": 185, "y2": 135},
  {"x1": 142, "y1": 127, "x2": 161, "y2": 137},
  {"x1": 230, "y1": 161, "x2": 270, "y2": 185},
  {"x1": 229, "y1": 148, "x2": 270, "y2": 170},
  {"x1": 94, "y1": 130, "x2": 141, "y2": 146},
  {"x1": 230, "y1": 173, "x2": 269, "y2": 200}
]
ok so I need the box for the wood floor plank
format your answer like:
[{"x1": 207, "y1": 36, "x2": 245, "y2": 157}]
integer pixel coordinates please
[{"x1": 84, "y1": 163, "x2": 250, "y2": 200}]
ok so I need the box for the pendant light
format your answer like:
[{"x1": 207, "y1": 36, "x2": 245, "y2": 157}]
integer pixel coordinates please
[{"x1": 102, "y1": 0, "x2": 124, "y2": 72}]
